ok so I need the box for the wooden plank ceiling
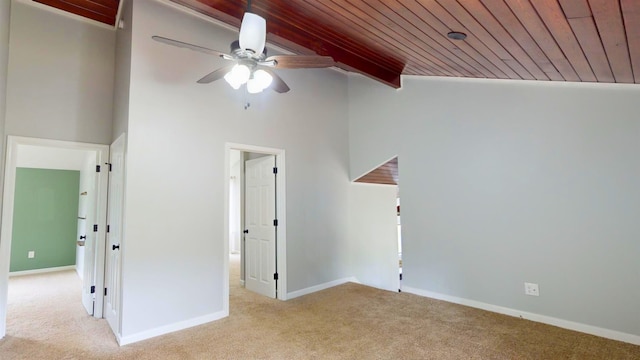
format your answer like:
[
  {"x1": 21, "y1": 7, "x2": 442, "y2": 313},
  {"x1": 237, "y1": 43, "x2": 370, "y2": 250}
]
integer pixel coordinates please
[
  {"x1": 34, "y1": 0, "x2": 120, "y2": 26},
  {"x1": 355, "y1": 157, "x2": 399, "y2": 185},
  {"x1": 38, "y1": 0, "x2": 640, "y2": 87}
]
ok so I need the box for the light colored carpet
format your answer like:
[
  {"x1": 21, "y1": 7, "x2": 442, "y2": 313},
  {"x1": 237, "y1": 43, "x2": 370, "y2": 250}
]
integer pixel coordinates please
[{"x1": 1, "y1": 255, "x2": 639, "y2": 359}]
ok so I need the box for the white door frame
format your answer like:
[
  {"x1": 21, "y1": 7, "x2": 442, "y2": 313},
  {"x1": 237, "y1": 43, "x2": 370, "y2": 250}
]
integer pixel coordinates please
[
  {"x1": 224, "y1": 143, "x2": 287, "y2": 312},
  {"x1": 0, "y1": 136, "x2": 109, "y2": 338}
]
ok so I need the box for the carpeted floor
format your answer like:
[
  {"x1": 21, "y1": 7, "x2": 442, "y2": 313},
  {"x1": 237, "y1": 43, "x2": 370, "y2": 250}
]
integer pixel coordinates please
[{"x1": 1, "y1": 255, "x2": 639, "y2": 359}]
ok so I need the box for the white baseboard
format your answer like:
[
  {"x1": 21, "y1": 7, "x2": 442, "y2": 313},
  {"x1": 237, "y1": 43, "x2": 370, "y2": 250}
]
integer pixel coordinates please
[
  {"x1": 118, "y1": 310, "x2": 228, "y2": 346},
  {"x1": 9, "y1": 265, "x2": 76, "y2": 277},
  {"x1": 287, "y1": 277, "x2": 358, "y2": 300},
  {"x1": 239, "y1": 279, "x2": 245, "y2": 287},
  {"x1": 403, "y1": 286, "x2": 640, "y2": 346}
]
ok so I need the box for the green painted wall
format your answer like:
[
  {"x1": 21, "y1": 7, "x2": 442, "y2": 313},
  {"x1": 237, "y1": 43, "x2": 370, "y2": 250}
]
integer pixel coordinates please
[{"x1": 10, "y1": 168, "x2": 80, "y2": 272}]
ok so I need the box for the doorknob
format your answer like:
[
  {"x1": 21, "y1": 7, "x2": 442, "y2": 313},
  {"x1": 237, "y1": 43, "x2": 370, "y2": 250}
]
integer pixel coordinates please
[
  {"x1": 79, "y1": 235, "x2": 86, "y2": 240},
  {"x1": 112, "y1": 244, "x2": 120, "y2": 250}
]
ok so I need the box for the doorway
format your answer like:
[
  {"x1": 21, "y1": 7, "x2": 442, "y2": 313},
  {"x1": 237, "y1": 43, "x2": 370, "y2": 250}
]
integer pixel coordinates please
[
  {"x1": 351, "y1": 156, "x2": 401, "y2": 293},
  {"x1": 0, "y1": 136, "x2": 109, "y2": 338},
  {"x1": 224, "y1": 143, "x2": 287, "y2": 310}
]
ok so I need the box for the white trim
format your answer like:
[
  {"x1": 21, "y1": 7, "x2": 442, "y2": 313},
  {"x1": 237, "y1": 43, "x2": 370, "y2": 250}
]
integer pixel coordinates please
[
  {"x1": 398, "y1": 73, "x2": 640, "y2": 90},
  {"x1": 224, "y1": 143, "x2": 288, "y2": 304},
  {"x1": 0, "y1": 136, "x2": 110, "y2": 339},
  {"x1": 287, "y1": 277, "x2": 359, "y2": 300},
  {"x1": 239, "y1": 280, "x2": 245, "y2": 287},
  {"x1": 114, "y1": 0, "x2": 125, "y2": 30},
  {"x1": 403, "y1": 286, "x2": 640, "y2": 346},
  {"x1": 16, "y1": 0, "x2": 116, "y2": 31},
  {"x1": 118, "y1": 310, "x2": 227, "y2": 346},
  {"x1": 9, "y1": 265, "x2": 76, "y2": 277}
]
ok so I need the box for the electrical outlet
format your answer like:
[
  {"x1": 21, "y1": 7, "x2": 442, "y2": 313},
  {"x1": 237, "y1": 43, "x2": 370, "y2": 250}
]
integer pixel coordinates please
[
  {"x1": 28, "y1": 251, "x2": 35, "y2": 259},
  {"x1": 524, "y1": 282, "x2": 539, "y2": 296}
]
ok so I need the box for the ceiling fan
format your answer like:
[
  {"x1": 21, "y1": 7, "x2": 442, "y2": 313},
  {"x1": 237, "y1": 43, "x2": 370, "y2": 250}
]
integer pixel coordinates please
[{"x1": 152, "y1": 1, "x2": 335, "y2": 94}]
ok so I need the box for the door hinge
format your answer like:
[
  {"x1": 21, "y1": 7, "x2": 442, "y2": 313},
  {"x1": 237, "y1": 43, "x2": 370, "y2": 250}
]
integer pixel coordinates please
[
  {"x1": 273, "y1": 273, "x2": 278, "y2": 280},
  {"x1": 273, "y1": 167, "x2": 278, "y2": 174},
  {"x1": 104, "y1": 288, "x2": 108, "y2": 296},
  {"x1": 107, "y1": 225, "x2": 110, "y2": 233},
  {"x1": 93, "y1": 224, "x2": 98, "y2": 232},
  {"x1": 96, "y1": 165, "x2": 101, "y2": 172},
  {"x1": 90, "y1": 285, "x2": 95, "y2": 294},
  {"x1": 273, "y1": 219, "x2": 278, "y2": 227},
  {"x1": 106, "y1": 162, "x2": 112, "y2": 172}
]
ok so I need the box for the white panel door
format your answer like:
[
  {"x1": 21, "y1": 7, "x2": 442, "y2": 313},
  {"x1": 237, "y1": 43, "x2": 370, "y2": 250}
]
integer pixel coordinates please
[
  {"x1": 244, "y1": 155, "x2": 277, "y2": 298},
  {"x1": 81, "y1": 155, "x2": 100, "y2": 315},
  {"x1": 105, "y1": 134, "x2": 126, "y2": 335}
]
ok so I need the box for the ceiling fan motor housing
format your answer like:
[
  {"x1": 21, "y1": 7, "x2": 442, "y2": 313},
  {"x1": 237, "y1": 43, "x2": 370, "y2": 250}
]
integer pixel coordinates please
[{"x1": 230, "y1": 40, "x2": 267, "y2": 60}]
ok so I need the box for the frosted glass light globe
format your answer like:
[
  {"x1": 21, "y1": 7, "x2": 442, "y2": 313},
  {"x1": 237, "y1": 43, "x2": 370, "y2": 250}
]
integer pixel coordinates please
[
  {"x1": 224, "y1": 64, "x2": 250, "y2": 89},
  {"x1": 239, "y1": 12, "x2": 266, "y2": 55},
  {"x1": 253, "y1": 69, "x2": 273, "y2": 90}
]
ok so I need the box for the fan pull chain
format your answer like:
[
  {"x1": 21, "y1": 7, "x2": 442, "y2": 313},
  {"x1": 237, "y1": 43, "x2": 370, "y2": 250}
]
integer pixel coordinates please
[{"x1": 243, "y1": 85, "x2": 251, "y2": 110}]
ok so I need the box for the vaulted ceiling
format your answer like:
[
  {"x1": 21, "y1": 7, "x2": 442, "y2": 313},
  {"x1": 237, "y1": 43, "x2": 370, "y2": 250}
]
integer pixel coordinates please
[
  {"x1": 34, "y1": 0, "x2": 640, "y2": 88},
  {"x1": 355, "y1": 157, "x2": 399, "y2": 185},
  {"x1": 34, "y1": 0, "x2": 120, "y2": 26}
]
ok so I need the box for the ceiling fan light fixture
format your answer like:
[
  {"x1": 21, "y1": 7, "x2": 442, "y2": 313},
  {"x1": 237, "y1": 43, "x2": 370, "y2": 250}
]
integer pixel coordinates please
[
  {"x1": 239, "y1": 12, "x2": 266, "y2": 55},
  {"x1": 246, "y1": 69, "x2": 273, "y2": 94},
  {"x1": 224, "y1": 63, "x2": 251, "y2": 89},
  {"x1": 253, "y1": 69, "x2": 273, "y2": 90},
  {"x1": 246, "y1": 77, "x2": 263, "y2": 94}
]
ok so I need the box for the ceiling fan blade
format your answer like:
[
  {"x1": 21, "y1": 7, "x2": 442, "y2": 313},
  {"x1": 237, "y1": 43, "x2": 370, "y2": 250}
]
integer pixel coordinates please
[
  {"x1": 262, "y1": 69, "x2": 290, "y2": 93},
  {"x1": 152, "y1": 36, "x2": 231, "y2": 59},
  {"x1": 263, "y1": 55, "x2": 335, "y2": 69},
  {"x1": 197, "y1": 64, "x2": 235, "y2": 84}
]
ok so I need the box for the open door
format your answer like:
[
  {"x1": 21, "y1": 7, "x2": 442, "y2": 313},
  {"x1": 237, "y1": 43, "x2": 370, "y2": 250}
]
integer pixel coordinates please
[
  {"x1": 244, "y1": 155, "x2": 277, "y2": 298},
  {"x1": 81, "y1": 151, "x2": 109, "y2": 316},
  {"x1": 104, "y1": 134, "x2": 126, "y2": 336}
]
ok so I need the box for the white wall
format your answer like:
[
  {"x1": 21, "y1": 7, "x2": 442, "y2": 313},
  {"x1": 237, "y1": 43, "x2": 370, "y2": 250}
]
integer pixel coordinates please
[
  {"x1": 119, "y1": 0, "x2": 350, "y2": 340},
  {"x1": 0, "y1": 0, "x2": 11, "y2": 224},
  {"x1": 0, "y1": 0, "x2": 9, "y2": 125},
  {"x1": 348, "y1": 75, "x2": 640, "y2": 339},
  {"x1": 13, "y1": 145, "x2": 96, "y2": 278},
  {"x1": 112, "y1": 0, "x2": 132, "y2": 141},
  {"x1": 76, "y1": 153, "x2": 97, "y2": 278},
  {"x1": 229, "y1": 150, "x2": 241, "y2": 254},
  {"x1": 5, "y1": 1, "x2": 114, "y2": 145},
  {"x1": 348, "y1": 183, "x2": 398, "y2": 292},
  {"x1": 16, "y1": 145, "x2": 89, "y2": 169}
]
